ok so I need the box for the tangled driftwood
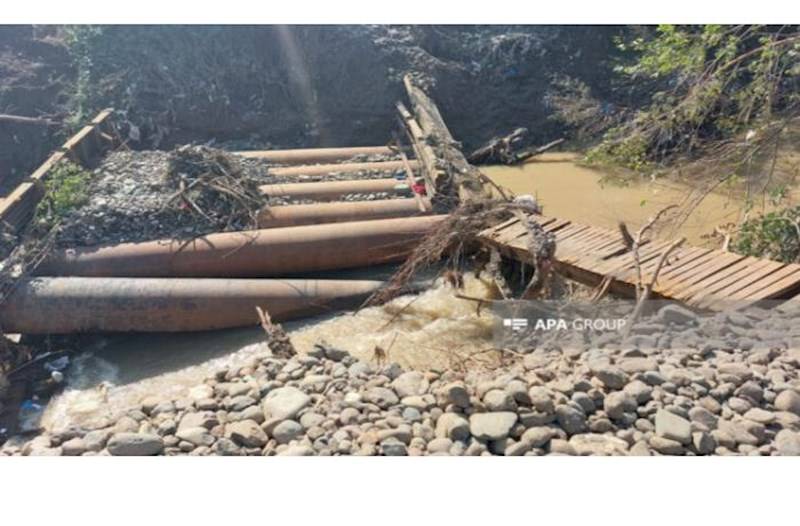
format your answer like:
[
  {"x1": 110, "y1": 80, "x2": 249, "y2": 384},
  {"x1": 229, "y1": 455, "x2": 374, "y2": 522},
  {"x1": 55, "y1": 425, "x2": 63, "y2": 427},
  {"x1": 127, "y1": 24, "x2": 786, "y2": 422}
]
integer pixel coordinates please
[{"x1": 164, "y1": 145, "x2": 267, "y2": 231}]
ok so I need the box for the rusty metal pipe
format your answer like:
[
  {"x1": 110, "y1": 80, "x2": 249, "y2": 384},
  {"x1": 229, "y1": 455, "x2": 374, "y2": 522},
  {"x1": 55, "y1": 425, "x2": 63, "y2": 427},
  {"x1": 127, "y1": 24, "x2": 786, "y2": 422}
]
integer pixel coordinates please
[
  {"x1": 260, "y1": 178, "x2": 406, "y2": 201},
  {"x1": 236, "y1": 146, "x2": 393, "y2": 165},
  {"x1": 0, "y1": 277, "x2": 384, "y2": 334},
  {"x1": 269, "y1": 160, "x2": 418, "y2": 177},
  {"x1": 36, "y1": 215, "x2": 447, "y2": 278},
  {"x1": 257, "y1": 198, "x2": 431, "y2": 228}
]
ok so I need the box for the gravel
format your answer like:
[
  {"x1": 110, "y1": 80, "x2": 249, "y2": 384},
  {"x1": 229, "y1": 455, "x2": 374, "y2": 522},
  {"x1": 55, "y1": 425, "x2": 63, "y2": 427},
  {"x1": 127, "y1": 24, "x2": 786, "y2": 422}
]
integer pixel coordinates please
[
  {"x1": 4, "y1": 308, "x2": 800, "y2": 456},
  {"x1": 45, "y1": 148, "x2": 407, "y2": 249}
]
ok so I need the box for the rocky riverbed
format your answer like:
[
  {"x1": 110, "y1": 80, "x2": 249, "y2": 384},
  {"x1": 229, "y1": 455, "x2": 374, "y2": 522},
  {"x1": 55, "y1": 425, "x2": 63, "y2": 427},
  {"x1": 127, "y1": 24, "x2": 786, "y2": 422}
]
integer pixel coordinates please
[{"x1": 4, "y1": 302, "x2": 800, "y2": 456}]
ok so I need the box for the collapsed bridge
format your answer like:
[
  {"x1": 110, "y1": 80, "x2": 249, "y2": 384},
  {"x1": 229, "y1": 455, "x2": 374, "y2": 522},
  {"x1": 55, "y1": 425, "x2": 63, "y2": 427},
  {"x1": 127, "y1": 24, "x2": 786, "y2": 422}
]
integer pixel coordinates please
[
  {"x1": 0, "y1": 76, "x2": 486, "y2": 333},
  {"x1": 2, "y1": 75, "x2": 799, "y2": 337}
]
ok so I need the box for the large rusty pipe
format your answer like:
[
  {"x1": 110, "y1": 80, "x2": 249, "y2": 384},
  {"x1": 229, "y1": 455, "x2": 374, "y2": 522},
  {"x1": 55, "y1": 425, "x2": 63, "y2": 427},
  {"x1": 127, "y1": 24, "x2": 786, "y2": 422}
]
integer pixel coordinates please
[
  {"x1": 36, "y1": 215, "x2": 447, "y2": 278},
  {"x1": 236, "y1": 146, "x2": 393, "y2": 165},
  {"x1": 0, "y1": 278, "x2": 384, "y2": 334},
  {"x1": 260, "y1": 178, "x2": 406, "y2": 201},
  {"x1": 257, "y1": 198, "x2": 431, "y2": 228},
  {"x1": 270, "y1": 160, "x2": 418, "y2": 177}
]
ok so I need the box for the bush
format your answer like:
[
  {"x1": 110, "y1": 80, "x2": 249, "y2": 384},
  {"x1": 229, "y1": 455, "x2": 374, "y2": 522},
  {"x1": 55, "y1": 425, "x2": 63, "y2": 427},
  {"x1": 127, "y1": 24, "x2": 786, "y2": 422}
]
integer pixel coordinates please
[
  {"x1": 550, "y1": 25, "x2": 800, "y2": 172},
  {"x1": 732, "y1": 205, "x2": 800, "y2": 263}
]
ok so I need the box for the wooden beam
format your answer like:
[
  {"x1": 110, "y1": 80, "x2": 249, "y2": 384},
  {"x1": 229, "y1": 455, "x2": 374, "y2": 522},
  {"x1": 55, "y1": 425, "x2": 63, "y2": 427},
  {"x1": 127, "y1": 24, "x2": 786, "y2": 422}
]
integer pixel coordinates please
[
  {"x1": 396, "y1": 101, "x2": 439, "y2": 197},
  {"x1": 393, "y1": 132, "x2": 428, "y2": 213},
  {"x1": 0, "y1": 108, "x2": 115, "y2": 233},
  {"x1": 401, "y1": 75, "x2": 491, "y2": 203},
  {"x1": 0, "y1": 113, "x2": 57, "y2": 127}
]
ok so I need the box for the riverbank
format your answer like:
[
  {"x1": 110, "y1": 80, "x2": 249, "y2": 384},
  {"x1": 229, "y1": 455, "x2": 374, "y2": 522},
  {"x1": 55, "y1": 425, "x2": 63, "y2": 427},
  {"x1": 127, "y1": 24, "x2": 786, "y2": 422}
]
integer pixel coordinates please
[{"x1": 4, "y1": 297, "x2": 800, "y2": 456}]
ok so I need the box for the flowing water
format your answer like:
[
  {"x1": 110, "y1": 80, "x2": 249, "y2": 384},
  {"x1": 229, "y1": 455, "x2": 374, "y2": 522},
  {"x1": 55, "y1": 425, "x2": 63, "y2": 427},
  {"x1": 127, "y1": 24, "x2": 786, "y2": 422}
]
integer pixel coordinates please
[
  {"x1": 40, "y1": 153, "x2": 787, "y2": 433},
  {"x1": 41, "y1": 275, "x2": 498, "y2": 433}
]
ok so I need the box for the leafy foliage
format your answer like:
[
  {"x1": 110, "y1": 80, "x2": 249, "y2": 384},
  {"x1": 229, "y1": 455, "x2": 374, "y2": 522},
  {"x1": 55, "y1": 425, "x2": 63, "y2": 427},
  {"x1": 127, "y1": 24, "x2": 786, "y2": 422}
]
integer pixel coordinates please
[
  {"x1": 34, "y1": 160, "x2": 91, "y2": 231},
  {"x1": 732, "y1": 205, "x2": 800, "y2": 263},
  {"x1": 553, "y1": 25, "x2": 800, "y2": 171}
]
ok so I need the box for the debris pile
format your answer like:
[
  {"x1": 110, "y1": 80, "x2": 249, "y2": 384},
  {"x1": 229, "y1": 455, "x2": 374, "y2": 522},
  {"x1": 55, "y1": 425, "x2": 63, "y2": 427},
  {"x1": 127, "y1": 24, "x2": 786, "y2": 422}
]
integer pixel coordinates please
[
  {"x1": 163, "y1": 145, "x2": 267, "y2": 232},
  {"x1": 53, "y1": 148, "x2": 271, "y2": 247}
]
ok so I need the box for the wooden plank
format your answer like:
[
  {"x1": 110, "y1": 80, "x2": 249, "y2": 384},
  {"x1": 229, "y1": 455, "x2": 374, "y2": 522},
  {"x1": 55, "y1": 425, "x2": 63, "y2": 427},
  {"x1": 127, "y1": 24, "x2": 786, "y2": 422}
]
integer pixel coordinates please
[
  {"x1": 478, "y1": 212, "x2": 800, "y2": 311},
  {"x1": 593, "y1": 237, "x2": 629, "y2": 257},
  {"x1": 565, "y1": 228, "x2": 611, "y2": 248},
  {"x1": 654, "y1": 251, "x2": 720, "y2": 288},
  {"x1": 559, "y1": 236, "x2": 622, "y2": 266},
  {"x1": 0, "y1": 184, "x2": 46, "y2": 231},
  {"x1": 504, "y1": 216, "x2": 559, "y2": 244},
  {"x1": 605, "y1": 241, "x2": 682, "y2": 283},
  {"x1": 551, "y1": 223, "x2": 587, "y2": 241},
  {"x1": 556, "y1": 232, "x2": 608, "y2": 257},
  {"x1": 638, "y1": 246, "x2": 707, "y2": 285},
  {"x1": 395, "y1": 140, "x2": 428, "y2": 213},
  {"x1": 543, "y1": 218, "x2": 572, "y2": 233},
  {"x1": 676, "y1": 257, "x2": 769, "y2": 302},
  {"x1": 664, "y1": 251, "x2": 747, "y2": 288},
  {"x1": 727, "y1": 264, "x2": 800, "y2": 301},
  {"x1": 28, "y1": 151, "x2": 66, "y2": 182},
  {"x1": 652, "y1": 247, "x2": 711, "y2": 274},
  {"x1": 596, "y1": 240, "x2": 674, "y2": 277},
  {"x1": 693, "y1": 260, "x2": 786, "y2": 309},
  {"x1": 483, "y1": 216, "x2": 520, "y2": 237},
  {"x1": 0, "y1": 108, "x2": 114, "y2": 233},
  {"x1": 700, "y1": 259, "x2": 785, "y2": 299},
  {"x1": 656, "y1": 250, "x2": 734, "y2": 288},
  {"x1": 496, "y1": 222, "x2": 529, "y2": 245},
  {"x1": 563, "y1": 232, "x2": 619, "y2": 260},
  {"x1": 738, "y1": 264, "x2": 800, "y2": 300},
  {"x1": 659, "y1": 253, "x2": 747, "y2": 296},
  {"x1": 61, "y1": 124, "x2": 97, "y2": 164},
  {"x1": 396, "y1": 102, "x2": 439, "y2": 197},
  {"x1": 572, "y1": 233, "x2": 620, "y2": 255},
  {"x1": 553, "y1": 224, "x2": 593, "y2": 243},
  {"x1": 638, "y1": 245, "x2": 696, "y2": 273}
]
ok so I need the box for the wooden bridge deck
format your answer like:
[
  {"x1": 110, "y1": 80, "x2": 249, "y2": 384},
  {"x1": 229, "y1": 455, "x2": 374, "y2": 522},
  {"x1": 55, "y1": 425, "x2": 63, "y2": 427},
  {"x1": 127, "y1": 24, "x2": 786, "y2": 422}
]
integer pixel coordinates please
[{"x1": 479, "y1": 214, "x2": 800, "y2": 310}]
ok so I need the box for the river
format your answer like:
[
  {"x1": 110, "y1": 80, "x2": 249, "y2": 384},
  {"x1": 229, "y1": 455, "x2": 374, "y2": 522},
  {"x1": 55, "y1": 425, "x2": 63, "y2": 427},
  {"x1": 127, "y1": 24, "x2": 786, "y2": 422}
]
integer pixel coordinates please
[
  {"x1": 39, "y1": 152, "x2": 783, "y2": 433},
  {"x1": 482, "y1": 152, "x2": 788, "y2": 246}
]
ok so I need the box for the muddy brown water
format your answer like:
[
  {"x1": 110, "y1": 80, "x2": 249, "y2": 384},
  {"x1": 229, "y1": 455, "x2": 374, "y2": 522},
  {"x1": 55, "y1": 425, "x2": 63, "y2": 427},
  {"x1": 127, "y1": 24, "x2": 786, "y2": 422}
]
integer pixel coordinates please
[
  {"x1": 39, "y1": 153, "x2": 789, "y2": 433},
  {"x1": 483, "y1": 152, "x2": 794, "y2": 246}
]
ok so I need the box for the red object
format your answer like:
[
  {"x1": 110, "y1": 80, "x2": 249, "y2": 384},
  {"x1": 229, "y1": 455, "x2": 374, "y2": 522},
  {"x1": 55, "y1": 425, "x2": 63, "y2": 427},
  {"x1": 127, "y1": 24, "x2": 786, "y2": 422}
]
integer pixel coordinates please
[{"x1": 412, "y1": 182, "x2": 427, "y2": 196}]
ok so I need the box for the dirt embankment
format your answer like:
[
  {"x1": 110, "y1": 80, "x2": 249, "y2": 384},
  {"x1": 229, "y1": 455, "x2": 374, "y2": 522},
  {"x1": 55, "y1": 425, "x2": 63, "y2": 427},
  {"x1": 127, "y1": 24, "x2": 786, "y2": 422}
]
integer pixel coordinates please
[
  {"x1": 0, "y1": 25, "x2": 622, "y2": 186},
  {"x1": 0, "y1": 26, "x2": 72, "y2": 193}
]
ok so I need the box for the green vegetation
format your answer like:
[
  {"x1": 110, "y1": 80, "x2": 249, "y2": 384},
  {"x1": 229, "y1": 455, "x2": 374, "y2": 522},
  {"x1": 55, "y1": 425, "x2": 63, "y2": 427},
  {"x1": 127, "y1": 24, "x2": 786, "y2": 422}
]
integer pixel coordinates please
[
  {"x1": 62, "y1": 26, "x2": 104, "y2": 131},
  {"x1": 732, "y1": 206, "x2": 800, "y2": 263},
  {"x1": 33, "y1": 160, "x2": 91, "y2": 230},
  {"x1": 551, "y1": 25, "x2": 800, "y2": 172}
]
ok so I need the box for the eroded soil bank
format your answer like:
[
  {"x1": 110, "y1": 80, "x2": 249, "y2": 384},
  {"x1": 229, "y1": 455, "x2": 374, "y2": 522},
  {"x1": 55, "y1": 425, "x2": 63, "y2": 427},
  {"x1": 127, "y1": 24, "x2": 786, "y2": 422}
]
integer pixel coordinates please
[{"x1": 1, "y1": 25, "x2": 622, "y2": 190}]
